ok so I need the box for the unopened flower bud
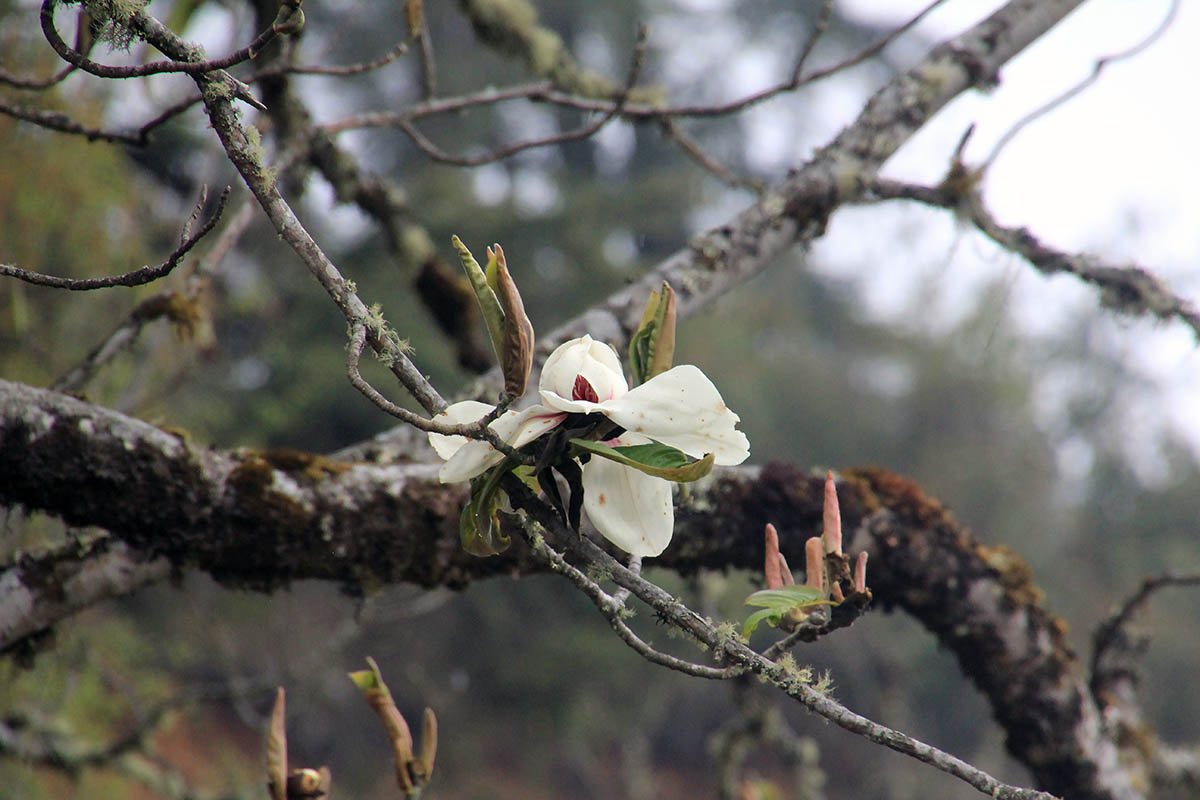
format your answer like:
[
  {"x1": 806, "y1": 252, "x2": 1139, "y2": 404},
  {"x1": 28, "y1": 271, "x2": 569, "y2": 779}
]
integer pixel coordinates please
[
  {"x1": 539, "y1": 335, "x2": 628, "y2": 408},
  {"x1": 488, "y1": 244, "x2": 534, "y2": 397}
]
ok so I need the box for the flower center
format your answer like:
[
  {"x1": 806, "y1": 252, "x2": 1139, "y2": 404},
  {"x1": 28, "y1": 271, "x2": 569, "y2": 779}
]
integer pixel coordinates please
[{"x1": 572, "y1": 375, "x2": 600, "y2": 403}]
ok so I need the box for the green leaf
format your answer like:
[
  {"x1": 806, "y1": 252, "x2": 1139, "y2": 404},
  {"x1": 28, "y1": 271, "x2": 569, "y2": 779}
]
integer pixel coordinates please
[
  {"x1": 569, "y1": 439, "x2": 714, "y2": 482},
  {"x1": 741, "y1": 586, "x2": 836, "y2": 638},
  {"x1": 451, "y1": 235, "x2": 506, "y2": 364},
  {"x1": 628, "y1": 282, "x2": 676, "y2": 386},
  {"x1": 744, "y1": 586, "x2": 829, "y2": 609},
  {"x1": 347, "y1": 655, "x2": 387, "y2": 692},
  {"x1": 742, "y1": 608, "x2": 778, "y2": 639},
  {"x1": 459, "y1": 458, "x2": 515, "y2": 556}
]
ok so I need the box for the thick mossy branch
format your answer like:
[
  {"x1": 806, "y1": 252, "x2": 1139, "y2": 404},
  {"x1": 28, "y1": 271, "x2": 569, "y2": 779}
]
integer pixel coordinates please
[{"x1": 0, "y1": 379, "x2": 1154, "y2": 799}]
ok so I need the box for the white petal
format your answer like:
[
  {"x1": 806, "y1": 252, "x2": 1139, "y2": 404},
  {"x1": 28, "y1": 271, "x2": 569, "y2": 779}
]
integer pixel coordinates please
[
  {"x1": 539, "y1": 334, "x2": 628, "y2": 406},
  {"x1": 500, "y1": 404, "x2": 567, "y2": 448},
  {"x1": 582, "y1": 456, "x2": 674, "y2": 557},
  {"x1": 435, "y1": 404, "x2": 565, "y2": 483},
  {"x1": 427, "y1": 401, "x2": 495, "y2": 461},
  {"x1": 597, "y1": 365, "x2": 750, "y2": 465},
  {"x1": 538, "y1": 390, "x2": 607, "y2": 414},
  {"x1": 439, "y1": 439, "x2": 507, "y2": 483}
]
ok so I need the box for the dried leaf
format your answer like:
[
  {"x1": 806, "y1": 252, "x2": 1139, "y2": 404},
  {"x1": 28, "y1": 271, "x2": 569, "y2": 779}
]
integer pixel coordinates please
[{"x1": 489, "y1": 244, "x2": 534, "y2": 397}]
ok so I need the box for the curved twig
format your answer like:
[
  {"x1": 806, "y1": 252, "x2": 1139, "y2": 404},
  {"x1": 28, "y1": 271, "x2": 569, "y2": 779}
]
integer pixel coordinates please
[
  {"x1": 39, "y1": 0, "x2": 302, "y2": 79},
  {"x1": 503, "y1": 477, "x2": 1057, "y2": 800},
  {"x1": 865, "y1": 176, "x2": 1200, "y2": 341},
  {"x1": 396, "y1": 24, "x2": 648, "y2": 167},
  {"x1": 0, "y1": 187, "x2": 230, "y2": 290},
  {"x1": 980, "y1": 0, "x2": 1180, "y2": 172}
]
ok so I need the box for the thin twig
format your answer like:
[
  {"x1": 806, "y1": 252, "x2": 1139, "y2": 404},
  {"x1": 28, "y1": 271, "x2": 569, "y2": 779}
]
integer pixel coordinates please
[
  {"x1": 1091, "y1": 572, "x2": 1200, "y2": 683},
  {"x1": 504, "y1": 479, "x2": 1058, "y2": 800},
  {"x1": 0, "y1": 99, "x2": 144, "y2": 144},
  {"x1": 322, "y1": 0, "x2": 941, "y2": 149},
  {"x1": 0, "y1": 62, "x2": 77, "y2": 90},
  {"x1": 865, "y1": 177, "x2": 1200, "y2": 341},
  {"x1": 103, "y1": 1, "x2": 448, "y2": 415},
  {"x1": 980, "y1": 0, "x2": 1180, "y2": 172},
  {"x1": 796, "y1": 0, "x2": 946, "y2": 85},
  {"x1": 523, "y1": 519, "x2": 737, "y2": 680},
  {"x1": 397, "y1": 24, "x2": 649, "y2": 167},
  {"x1": 52, "y1": 194, "x2": 257, "y2": 394},
  {"x1": 414, "y1": 10, "x2": 437, "y2": 98},
  {"x1": 658, "y1": 118, "x2": 762, "y2": 192},
  {"x1": 39, "y1": 0, "x2": 302, "y2": 79},
  {"x1": 345, "y1": 324, "x2": 524, "y2": 454},
  {"x1": 52, "y1": 292, "x2": 189, "y2": 393},
  {"x1": 275, "y1": 41, "x2": 410, "y2": 76},
  {"x1": 791, "y1": 0, "x2": 837, "y2": 82},
  {"x1": 1, "y1": 187, "x2": 230, "y2": 290}
]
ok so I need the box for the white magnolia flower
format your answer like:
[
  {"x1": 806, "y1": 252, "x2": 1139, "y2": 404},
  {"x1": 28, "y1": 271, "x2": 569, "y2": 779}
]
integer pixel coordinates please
[{"x1": 428, "y1": 335, "x2": 749, "y2": 557}]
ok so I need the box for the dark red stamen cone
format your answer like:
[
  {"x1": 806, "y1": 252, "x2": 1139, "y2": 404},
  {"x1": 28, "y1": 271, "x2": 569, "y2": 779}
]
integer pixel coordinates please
[{"x1": 573, "y1": 374, "x2": 599, "y2": 403}]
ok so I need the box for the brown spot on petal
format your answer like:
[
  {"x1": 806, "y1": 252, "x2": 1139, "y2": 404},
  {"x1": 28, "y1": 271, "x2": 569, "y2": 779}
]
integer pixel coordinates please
[{"x1": 597, "y1": 493, "x2": 607, "y2": 505}]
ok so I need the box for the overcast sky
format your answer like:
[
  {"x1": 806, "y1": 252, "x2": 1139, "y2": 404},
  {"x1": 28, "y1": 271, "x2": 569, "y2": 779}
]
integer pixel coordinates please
[{"x1": 810, "y1": 0, "x2": 1200, "y2": 482}]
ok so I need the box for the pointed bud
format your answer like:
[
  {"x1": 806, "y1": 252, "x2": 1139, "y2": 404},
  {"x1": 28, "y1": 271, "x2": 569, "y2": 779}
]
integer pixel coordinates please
[
  {"x1": 404, "y1": 0, "x2": 423, "y2": 38},
  {"x1": 776, "y1": 552, "x2": 795, "y2": 586},
  {"x1": 267, "y1": 688, "x2": 288, "y2": 800},
  {"x1": 451, "y1": 235, "x2": 506, "y2": 370},
  {"x1": 350, "y1": 657, "x2": 415, "y2": 792},
  {"x1": 629, "y1": 281, "x2": 677, "y2": 385},
  {"x1": 416, "y1": 707, "x2": 438, "y2": 784},
  {"x1": 854, "y1": 551, "x2": 868, "y2": 594},
  {"x1": 822, "y1": 470, "x2": 842, "y2": 555},
  {"x1": 764, "y1": 523, "x2": 783, "y2": 589},
  {"x1": 488, "y1": 244, "x2": 534, "y2": 397},
  {"x1": 804, "y1": 536, "x2": 824, "y2": 595}
]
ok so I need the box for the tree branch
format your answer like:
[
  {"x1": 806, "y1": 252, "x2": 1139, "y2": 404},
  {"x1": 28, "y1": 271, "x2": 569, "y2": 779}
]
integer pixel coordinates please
[
  {"x1": 0, "y1": 378, "x2": 1160, "y2": 799},
  {"x1": 0, "y1": 187, "x2": 229, "y2": 290},
  {"x1": 866, "y1": 177, "x2": 1200, "y2": 340}
]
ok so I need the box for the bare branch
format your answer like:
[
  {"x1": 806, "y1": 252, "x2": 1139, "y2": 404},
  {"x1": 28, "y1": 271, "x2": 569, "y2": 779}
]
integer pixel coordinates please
[
  {"x1": 339, "y1": 0, "x2": 1092, "y2": 463},
  {"x1": 412, "y1": 1, "x2": 437, "y2": 98},
  {"x1": 0, "y1": 98, "x2": 144, "y2": 144},
  {"x1": 0, "y1": 63, "x2": 77, "y2": 90},
  {"x1": 0, "y1": 540, "x2": 170, "y2": 660},
  {"x1": 39, "y1": 0, "x2": 302, "y2": 79},
  {"x1": 0, "y1": 187, "x2": 229, "y2": 290},
  {"x1": 396, "y1": 24, "x2": 649, "y2": 167},
  {"x1": 1091, "y1": 571, "x2": 1200, "y2": 686},
  {"x1": 522, "y1": 519, "x2": 737, "y2": 680},
  {"x1": 794, "y1": 0, "x2": 946, "y2": 86},
  {"x1": 286, "y1": 40, "x2": 409, "y2": 76},
  {"x1": 504, "y1": 476, "x2": 1058, "y2": 800},
  {"x1": 100, "y1": 6, "x2": 449, "y2": 415},
  {"x1": 658, "y1": 117, "x2": 762, "y2": 192},
  {"x1": 866, "y1": 177, "x2": 1200, "y2": 341},
  {"x1": 0, "y1": 383, "x2": 1160, "y2": 798},
  {"x1": 0, "y1": 5, "x2": 90, "y2": 89},
  {"x1": 52, "y1": 193, "x2": 255, "y2": 394},
  {"x1": 981, "y1": 0, "x2": 1180, "y2": 171},
  {"x1": 791, "y1": 0, "x2": 837, "y2": 83}
]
